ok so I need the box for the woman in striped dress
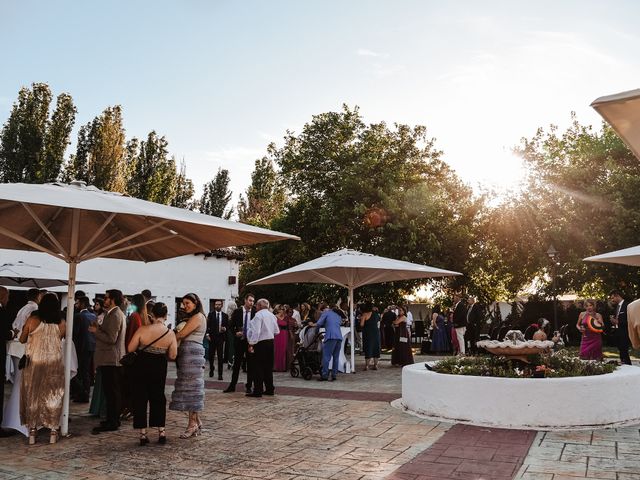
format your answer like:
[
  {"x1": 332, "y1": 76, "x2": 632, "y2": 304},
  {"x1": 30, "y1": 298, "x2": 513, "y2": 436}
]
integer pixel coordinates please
[{"x1": 170, "y1": 293, "x2": 207, "y2": 438}]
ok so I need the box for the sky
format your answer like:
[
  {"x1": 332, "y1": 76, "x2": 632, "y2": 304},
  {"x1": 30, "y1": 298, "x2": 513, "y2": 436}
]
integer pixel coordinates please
[{"x1": 1, "y1": 0, "x2": 640, "y2": 206}]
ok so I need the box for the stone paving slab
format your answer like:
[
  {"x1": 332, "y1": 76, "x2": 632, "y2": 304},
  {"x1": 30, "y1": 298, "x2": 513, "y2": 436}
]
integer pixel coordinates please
[
  {"x1": 516, "y1": 427, "x2": 640, "y2": 480},
  {"x1": 386, "y1": 423, "x2": 537, "y2": 480}
]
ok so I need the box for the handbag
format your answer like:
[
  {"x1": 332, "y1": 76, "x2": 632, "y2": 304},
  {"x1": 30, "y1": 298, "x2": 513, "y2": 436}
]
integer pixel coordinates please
[
  {"x1": 119, "y1": 327, "x2": 170, "y2": 367},
  {"x1": 18, "y1": 354, "x2": 30, "y2": 370}
]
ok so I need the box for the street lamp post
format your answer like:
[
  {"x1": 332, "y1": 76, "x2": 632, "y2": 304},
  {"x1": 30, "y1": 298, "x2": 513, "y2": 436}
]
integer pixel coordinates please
[{"x1": 546, "y1": 244, "x2": 559, "y2": 332}]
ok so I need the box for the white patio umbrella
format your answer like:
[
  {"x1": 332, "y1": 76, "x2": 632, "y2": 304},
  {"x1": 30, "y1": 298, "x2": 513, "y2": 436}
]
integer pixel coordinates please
[
  {"x1": 0, "y1": 261, "x2": 96, "y2": 288},
  {"x1": 591, "y1": 88, "x2": 640, "y2": 160},
  {"x1": 248, "y1": 248, "x2": 461, "y2": 372},
  {"x1": 583, "y1": 245, "x2": 640, "y2": 267},
  {"x1": 0, "y1": 181, "x2": 299, "y2": 435}
]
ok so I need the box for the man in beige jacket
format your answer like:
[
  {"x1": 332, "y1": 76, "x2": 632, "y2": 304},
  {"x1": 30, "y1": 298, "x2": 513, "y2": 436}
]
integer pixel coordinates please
[{"x1": 89, "y1": 289, "x2": 126, "y2": 433}]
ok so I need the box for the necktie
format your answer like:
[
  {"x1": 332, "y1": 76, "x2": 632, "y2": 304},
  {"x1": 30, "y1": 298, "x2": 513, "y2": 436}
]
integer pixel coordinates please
[
  {"x1": 217, "y1": 312, "x2": 220, "y2": 330},
  {"x1": 243, "y1": 310, "x2": 248, "y2": 337}
]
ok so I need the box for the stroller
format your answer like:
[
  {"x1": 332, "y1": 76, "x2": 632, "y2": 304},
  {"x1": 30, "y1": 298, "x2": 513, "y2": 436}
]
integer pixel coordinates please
[{"x1": 290, "y1": 325, "x2": 324, "y2": 380}]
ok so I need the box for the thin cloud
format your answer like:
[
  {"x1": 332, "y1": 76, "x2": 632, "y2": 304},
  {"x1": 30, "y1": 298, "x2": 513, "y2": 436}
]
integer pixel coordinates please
[{"x1": 356, "y1": 48, "x2": 389, "y2": 58}]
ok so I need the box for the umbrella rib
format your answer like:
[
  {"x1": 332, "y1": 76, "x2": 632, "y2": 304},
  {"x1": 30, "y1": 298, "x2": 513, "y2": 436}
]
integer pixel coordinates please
[
  {"x1": 0, "y1": 225, "x2": 63, "y2": 259},
  {"x1": 78, "y1": 212, "x2": 117, "y2": 257},
  {"x1": 82, "y1": 220, "x2": 171, "y2": 260},
  {"x1": 154, "y1": 224, "x2": 209, "y2": 252},
  {"x1": 309, "y1": 270, "x2": 349, "y2": 288},
  {"x1": 32, "y1": 206, "x2": 64, "y2": 247},
  {"x1": 81, "y1": 234, "x2": 177, "y2": 261},
  {"x1": 21, "y1": 203, "x2": 69, "y2": 257}
]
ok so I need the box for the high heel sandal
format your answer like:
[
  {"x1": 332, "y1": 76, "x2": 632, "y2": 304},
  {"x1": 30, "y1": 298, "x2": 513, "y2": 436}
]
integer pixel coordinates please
[
  {"x1": 139, "y1": 434, "x2": 149, "y2": 446},
  {"x1": 28, "y1": 428, "x2": 37, "y2": 445},
  {"x1": 158, "y1": 430, "x2": 167, "y2": 445},
  {"x1": 197, "y1": 418, "x2": 203, "y2": 432},
  {"x1": 179, "y1": 424, "x2": 199, "y2": 439},
  {"x1": 49, "y1": 429, "x2": 58, "y2": 444}
]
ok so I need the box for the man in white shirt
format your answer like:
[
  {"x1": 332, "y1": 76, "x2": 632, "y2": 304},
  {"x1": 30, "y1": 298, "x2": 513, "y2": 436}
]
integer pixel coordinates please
[
  {"x1": 246, "y1": 298, "x2": 279, "y2": 398},
  {"x1": 12, "y1": 288, "x2": 43, "y2": 335},
  {"x1": 405, "y1": 305, "x2": 414, "y2": 334},
  {"x1": 291, "y1": 304, "x2": 302, "y2": 329}
]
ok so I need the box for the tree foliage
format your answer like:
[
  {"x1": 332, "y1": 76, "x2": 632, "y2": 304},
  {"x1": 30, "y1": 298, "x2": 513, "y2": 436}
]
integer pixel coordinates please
[
  {"x1": 237, "y1": 156, "x2": 285, "y2": 227},
  {"x1": 0, "y1": 83, "x2": 76, "y2": 183},
  {"x1": 200, "y1": 168, "x2": 233, "y2": 219},
  {"x1": 240, "y1": 105, "x2": 481, "y2": 304},
  {"x1": 483, "y1": 115, "x2": 640, "y2": 298}
]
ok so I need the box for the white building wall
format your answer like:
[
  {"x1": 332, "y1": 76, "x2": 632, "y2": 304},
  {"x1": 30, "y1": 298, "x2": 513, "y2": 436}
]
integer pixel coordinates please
[{"x1": 0, "y1": 248, "x2": 240, "y2": 325}]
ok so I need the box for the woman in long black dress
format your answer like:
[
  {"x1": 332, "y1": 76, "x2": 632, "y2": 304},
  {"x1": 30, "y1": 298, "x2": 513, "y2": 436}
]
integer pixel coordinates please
[
  {"x1": 391, "y1": 305, "x2": 414, "y2": 366},
  {"x1": 360, "y1": 303, "x2": 381, "y2": 370}
]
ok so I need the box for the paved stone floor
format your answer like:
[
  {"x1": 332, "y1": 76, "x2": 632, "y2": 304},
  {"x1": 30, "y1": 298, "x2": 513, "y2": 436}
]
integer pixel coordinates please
[{"x1": 2, "y1": 353, "x2": 640, "y2": 480}]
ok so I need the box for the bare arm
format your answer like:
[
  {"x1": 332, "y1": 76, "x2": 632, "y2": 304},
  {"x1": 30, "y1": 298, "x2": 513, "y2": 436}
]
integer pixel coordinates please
[
  {"x1": 128, "y1": 328, "x2": 142, "y2": 353},
  {"x1": 431, "y1": 313, "x2": 438, "y2": 329},
  {"x1": 175, "y1": 313, "x2": 205, "y2": 340},
  {"x1": 167, "y1": 331, "x2": 178, "y2": 360},
  {"x1": 19, "y1": 315, "x2": 37, "y2": 343},
  {"x1": 577, "y1": 312, "x2": 584, "y2": 332}
]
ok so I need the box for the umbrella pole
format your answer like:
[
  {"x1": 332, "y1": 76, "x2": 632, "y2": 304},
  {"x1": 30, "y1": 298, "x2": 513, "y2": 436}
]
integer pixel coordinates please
[
  {"x1": 61, "y1": 261, "x2": 77, "y2": 437},
  {"x1": 349, "y1": 287, "x2": 355, "y2": 373}
]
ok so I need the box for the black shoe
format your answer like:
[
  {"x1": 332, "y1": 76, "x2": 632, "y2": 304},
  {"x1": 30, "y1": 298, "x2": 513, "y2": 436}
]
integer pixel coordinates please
[
  {"x1": 139, "y1": 435, "x2": 149, "y2": 446},
  {"x1": 264, "y1": 391, "x2": 275, "y2": 396},
  {"x1": 245, "y1": 385, "x2": 252, "y2": 394},
  {"x1": 209, "y1": 370, "x2": 214, "y2": 378},
  {"x1": 158, "y1": 434, "x2": 167, "y2": 445},
  {"x1": 218, "y1": 375, "x2": 223, "y2": 381},
  {"x1": 245, "y1": 392, "x2": 262, "y2": 398},
  {"x1": 330, "y1": 377, "x2": 336, "y2": 381},
  {"x1": 317, "y1": 377, "x2": 327, "y2": 382},
  {"x1": 92, "y1": 425, "x2": 118, "y2": 434},
  {"x1": 222, "y1": 386, "x2": 235, "y2": 393},
  {"x1": 0, "y1": 428, "x2": 17, "y2": 437}
]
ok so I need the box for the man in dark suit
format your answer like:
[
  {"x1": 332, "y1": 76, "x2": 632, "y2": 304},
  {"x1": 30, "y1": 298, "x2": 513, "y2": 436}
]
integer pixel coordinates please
[
  {"x1": 452, "y1": 294, "x2": 468, "y2": 355},
  {"x1": 223, "y1": 294, "x2": 255, "y2": 393},
  {"x1": 0, "y1": 287, "x2": 18, "y2": 437},
  {"x1": 206, "y1": 299, "x2": 229, "y2": 380},
  {"x1": 72, "y1": 296, "x2": 97, "y2": 402},
  {"x1": 465, "y1": 296, "x2": 483, "y2": 354},
  {"x1": 609, "y1": 289, "x2": 632, "y2": 365}
]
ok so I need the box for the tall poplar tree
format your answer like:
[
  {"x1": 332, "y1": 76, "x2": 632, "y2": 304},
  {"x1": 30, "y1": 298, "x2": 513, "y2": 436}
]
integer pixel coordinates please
[
  {"x1": 200, "y1": 168, "x2": 233, "y2": 219},
  {"x1": 0, "y1": 83, "x2": 76, "y2": 183}
]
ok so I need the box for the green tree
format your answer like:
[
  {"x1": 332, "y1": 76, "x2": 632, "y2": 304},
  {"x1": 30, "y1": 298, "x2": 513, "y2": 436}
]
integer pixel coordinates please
[
  {"x1": 126, "y1": 131, "x2": 179, "y2": 204},
  {"x1": 171, "y1": 161, "x2": 196, "y2": 209},
  {"x1": 237, "y1": 156, "x2": 285, "y2": 227},
  {"x1": 0, "y1": 83, "x2": 76, "y2": 183},
  {"x1": 64, "y1": 106, "x2": 127, "y2": 192},
  {"x1": 200, "y1": 168, "x2": 233, "y2": 219},
  {"x1": 240, "y1": 105, "x2": 481, "y2": 303},
  {"x1": 486, "y1": 116, "x2": 640, "y2": 298}
]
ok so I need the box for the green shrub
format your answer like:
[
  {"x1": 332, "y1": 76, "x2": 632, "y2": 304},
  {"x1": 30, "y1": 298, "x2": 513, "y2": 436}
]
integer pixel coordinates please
[{"x1": 431, "y1": 351, "x2": 616, "y2": 378}]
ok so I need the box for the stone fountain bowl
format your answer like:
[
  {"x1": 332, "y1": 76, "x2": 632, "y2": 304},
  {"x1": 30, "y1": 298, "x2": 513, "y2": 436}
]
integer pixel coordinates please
[{"x1": 476, "y1": 339, "x2": 555, "y2": 361}]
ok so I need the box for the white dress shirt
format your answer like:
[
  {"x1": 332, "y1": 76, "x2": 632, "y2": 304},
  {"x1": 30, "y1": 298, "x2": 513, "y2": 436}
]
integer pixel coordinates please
[
  {"x1": 292, "y1": 309, "x2": 302, "y2": 328},
  {"x1": 247, "y1": 309, "x2": 280, "y2": 345},
  {"x1": 12, "y1": 300, "x2": 38, "y2": 334}
]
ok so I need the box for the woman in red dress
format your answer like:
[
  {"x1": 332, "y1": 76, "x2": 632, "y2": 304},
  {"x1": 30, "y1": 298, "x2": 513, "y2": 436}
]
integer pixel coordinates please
[{"x1": 273, "y1": 305, "x2": 289, "y2": 372}]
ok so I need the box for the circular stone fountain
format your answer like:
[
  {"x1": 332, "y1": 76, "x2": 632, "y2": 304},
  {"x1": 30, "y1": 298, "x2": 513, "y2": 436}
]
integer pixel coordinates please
[{"x1": 398, "y1": 363, "x2": 640, "y2": 430}]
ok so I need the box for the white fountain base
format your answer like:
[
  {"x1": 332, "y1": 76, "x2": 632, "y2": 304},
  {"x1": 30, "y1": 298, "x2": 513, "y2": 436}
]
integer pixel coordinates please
[{"x1": 398, "y1": 362, "x2": 640, "y2": 430}]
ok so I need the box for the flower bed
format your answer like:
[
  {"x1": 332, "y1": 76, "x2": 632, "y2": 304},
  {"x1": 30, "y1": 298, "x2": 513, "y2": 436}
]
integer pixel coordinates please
[{"x1": 431, "y1": 351, "x2": 617, "y2": 378}]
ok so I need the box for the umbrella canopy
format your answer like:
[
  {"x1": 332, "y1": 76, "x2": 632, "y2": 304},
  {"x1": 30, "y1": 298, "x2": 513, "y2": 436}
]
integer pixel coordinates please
[
  {"x1": 250, "y1": 248, "x2": 461, "y2": 288},
  {"x1": 249, "y1": 248, "x2": 461, "y2": 372},
  {"x1": 0, "y1": 181, "x2": 299, "y2": 435},
  {"x1": 584, "y1": 245, "x2": 640, "y2": 267},
  {"x1": 0, "y1": 261, "x2": 96, "y2": 288},
  {"x1": 591, "y1": 88, "x2": 640, "y2": 160},
  {"x1": 0, "y1": 181, "x2": 298, "y2": 261}
]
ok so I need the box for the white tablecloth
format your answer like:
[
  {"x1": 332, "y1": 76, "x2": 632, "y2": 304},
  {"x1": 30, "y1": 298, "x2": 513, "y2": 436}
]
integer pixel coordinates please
[{"x1": 2, "y1": 339, "x2": 77, "y2": 436}]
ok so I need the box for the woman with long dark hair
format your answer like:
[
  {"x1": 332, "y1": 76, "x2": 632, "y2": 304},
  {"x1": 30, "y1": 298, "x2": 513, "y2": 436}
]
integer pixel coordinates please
[
  {"x1": 391, "y1": 305, "x2": 414, "y2": 367},
  {"x1": 19, "y1": 292, "x2": 65, "y2": 444},
  {"x1": 170, "y1": 293, "x2": 207, "y2": 438}
]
